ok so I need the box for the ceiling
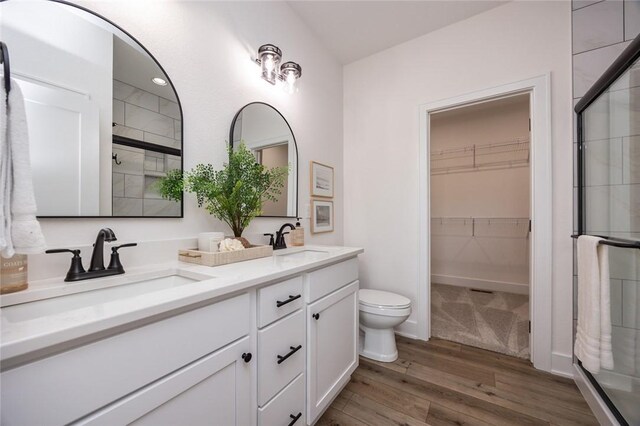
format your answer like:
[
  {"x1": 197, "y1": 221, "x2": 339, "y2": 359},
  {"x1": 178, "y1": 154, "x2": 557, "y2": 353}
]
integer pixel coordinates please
[{"x1": 287, "y1": 1, "x2": 506, "y2": 64}]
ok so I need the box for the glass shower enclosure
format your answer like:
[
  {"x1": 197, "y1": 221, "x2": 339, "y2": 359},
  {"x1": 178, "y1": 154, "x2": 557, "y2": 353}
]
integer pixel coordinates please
[{"x1": 575, "y1": 36, "x2": 640, "y2": 426}]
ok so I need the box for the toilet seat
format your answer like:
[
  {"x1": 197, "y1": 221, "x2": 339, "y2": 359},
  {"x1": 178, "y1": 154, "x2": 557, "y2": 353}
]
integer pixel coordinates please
[{"x1": 358, "y1": 289, "x2": 411, "y2": 316}]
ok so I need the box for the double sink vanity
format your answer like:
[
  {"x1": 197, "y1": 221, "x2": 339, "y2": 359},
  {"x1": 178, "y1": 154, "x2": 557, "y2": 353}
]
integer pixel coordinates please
[{"x1": 0, "y1": 245, "x2": 363, "y2": 425}]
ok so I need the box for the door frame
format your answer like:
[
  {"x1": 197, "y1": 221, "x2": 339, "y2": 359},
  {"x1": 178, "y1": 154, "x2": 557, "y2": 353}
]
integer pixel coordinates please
[{"x1": 417, "y1": 74, "x2": 553, "y2": 372}]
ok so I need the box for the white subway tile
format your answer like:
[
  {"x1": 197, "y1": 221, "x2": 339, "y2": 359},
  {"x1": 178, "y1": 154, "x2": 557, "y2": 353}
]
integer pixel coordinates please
[
  {"x1": 573, "y1": 41, "x2": 631, "y2": 98},
  {"x1": 573, "y1": 1, "x2": 623, "y2": 54}
]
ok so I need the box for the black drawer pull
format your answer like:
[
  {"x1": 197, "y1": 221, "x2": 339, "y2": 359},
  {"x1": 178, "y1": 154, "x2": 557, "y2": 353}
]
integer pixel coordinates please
[
  {"x1": 241, "y1": 352, "x2": 252, "y2": 363},
  {"x1": 276, "y1": 294, "x2": 301, "y2": 308},
  {"x1": 312, "y1": 313, "x2": 320, "y2": 320},
  {"x1": 288, "y1": 412, "x2": 302, "y2": 426},
  {"x1": 277, "y1": 345, "x2": 302, "y2": 364}
]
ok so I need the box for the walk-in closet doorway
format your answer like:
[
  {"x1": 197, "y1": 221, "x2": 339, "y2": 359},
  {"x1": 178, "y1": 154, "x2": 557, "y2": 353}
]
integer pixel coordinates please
[{"x1": 418, "y1": 76, "x2": 554, "y2": 372}]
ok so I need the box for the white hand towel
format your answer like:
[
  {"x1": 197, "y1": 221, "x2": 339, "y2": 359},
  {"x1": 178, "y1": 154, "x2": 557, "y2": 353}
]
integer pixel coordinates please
[
  {"x1": 0, "y1": 78, "x2": 46, "y2": 257},
  {"x1": 574, "y1": 235, "x2": 614, "y2": 374}
]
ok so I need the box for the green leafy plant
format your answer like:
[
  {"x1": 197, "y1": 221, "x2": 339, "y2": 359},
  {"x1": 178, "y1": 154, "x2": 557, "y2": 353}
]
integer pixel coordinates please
[{"x1": 158, "y1": 143, "x2": 288, "y2": 237}]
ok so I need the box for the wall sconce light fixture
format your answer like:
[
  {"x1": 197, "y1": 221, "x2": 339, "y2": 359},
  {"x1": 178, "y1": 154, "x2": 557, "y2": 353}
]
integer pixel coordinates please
[{"x1": 255, "y1": 44, "x2": 302, "y2": 93}]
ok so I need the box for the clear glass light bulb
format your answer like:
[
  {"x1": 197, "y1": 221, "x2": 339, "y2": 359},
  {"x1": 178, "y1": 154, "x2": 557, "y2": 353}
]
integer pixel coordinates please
[
  {"x1": 285, "y1": 71, "x2": 296, "y2": 94},
  {"x1": 264, "y1": 55, "x2": 275, "y2": 77}
]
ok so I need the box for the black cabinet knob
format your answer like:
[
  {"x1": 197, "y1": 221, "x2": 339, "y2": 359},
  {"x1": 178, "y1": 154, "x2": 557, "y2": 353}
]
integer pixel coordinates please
[
  {"x1": 312, "y1": 313, "x2": 320, "y2": 320},
  {"x1": 241, "y1": 352, "x2": 252, "y2": 363},
  {"x1": 288, "y1": 412, "x2": 302, "y2": 426}
]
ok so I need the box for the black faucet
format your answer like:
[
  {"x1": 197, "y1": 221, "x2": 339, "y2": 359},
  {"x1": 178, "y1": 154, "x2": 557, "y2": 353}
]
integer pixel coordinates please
[
  {"x1": 89, "y1": 228, "x2": 117, "y2": 271},
  {"x1": 274, "y1": 223, "x2": 296, "y2": 250},
  {"x1": 46, "y1": 228, "x2": 137, "y2": 282}
]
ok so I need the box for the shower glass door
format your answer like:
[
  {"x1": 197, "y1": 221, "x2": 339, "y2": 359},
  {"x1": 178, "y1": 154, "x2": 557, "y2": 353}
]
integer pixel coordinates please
[{"x1": 577, "y1": 46, "x2": 640, "y2": 426}]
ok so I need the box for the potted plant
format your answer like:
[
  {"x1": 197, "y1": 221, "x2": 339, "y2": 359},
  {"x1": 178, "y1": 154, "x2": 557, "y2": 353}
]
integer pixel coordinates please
[{"x1": 158, "y1": 143, "x2": 288, "y2": 241}]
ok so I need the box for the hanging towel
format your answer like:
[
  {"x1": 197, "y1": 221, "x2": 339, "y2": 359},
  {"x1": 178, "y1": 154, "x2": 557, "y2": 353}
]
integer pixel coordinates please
[
  {"x1": 574, "y1": 235, "x2": 614, "y2": 374},
  {"x1": 0, "y1": 77, "x2": 46, "y2": 257}
]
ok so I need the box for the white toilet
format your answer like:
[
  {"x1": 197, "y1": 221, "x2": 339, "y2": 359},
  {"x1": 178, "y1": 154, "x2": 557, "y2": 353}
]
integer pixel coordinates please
[{"x1": 358, "y1": 289, "x2": 411, "y2": 362}]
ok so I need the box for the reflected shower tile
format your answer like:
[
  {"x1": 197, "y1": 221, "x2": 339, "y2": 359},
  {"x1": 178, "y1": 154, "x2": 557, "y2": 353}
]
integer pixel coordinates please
[
  {"x1": 584, "y1": 138, "x2": 623, "y2": 186},
  {"x1": 622, "y1": 280, "x2": 639, "y2": 329},
  {"x1": 175, "y1": 120, "x2": 182, "y2": 141},
  {"x1": 113, "y1": 125, "x2": 143, "y2": 141},
  {"x1": 611, "y1": 279, "x2": 623, "y2": 327},
  {"x1": 144, "y1": 176, "x2": 162, "y2": 199},
  {"x1": 114, "y1": 80, "x2": 158, "y2": 111},
  {"x1": 112, "y1": 173, "x2": 124, "y2": 197},
  {"x1": 159, "y1": 98, "x2": 180, "y2": 119},
  {"x1": 166, "y1": 154, "x2": 181, "y2": 172},
  {"x1": 143, "y1": 199, "x2": 180, "y2": 216},
  {"x1": 125, "y1": 104, "x2": 174, "y2": 138},
  {"x1": 144, "y1": 156, "x2": 157, "y2": 172},
  {"x1": 113, "y1": 100, "x2": 125, "y2": 126},
  {"x1": 144, "y1": 132, "x2": 176, "y2": 149},
  {"x1": 112, "y1": 148, "x2": 143, "y2": 176},
  {"x1": 623, "y1": 136, "x2": 640, "y2": 184},
  {"x1": 113, "y1": 197, "x2": 142, "y2": 216},
  {"x1": 124, "y1": 174, "x2": 143, "y2": 198}
]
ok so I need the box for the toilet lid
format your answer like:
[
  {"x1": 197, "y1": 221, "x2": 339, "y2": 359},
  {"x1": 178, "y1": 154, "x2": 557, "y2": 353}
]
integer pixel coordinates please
[{"x1": 358, "y1": 289, "x2": 411, "y2": 309}]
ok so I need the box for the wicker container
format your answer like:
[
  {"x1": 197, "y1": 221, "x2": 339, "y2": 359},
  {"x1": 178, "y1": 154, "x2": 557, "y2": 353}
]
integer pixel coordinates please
[{"x1": 178, "y1": 245, "x2": 273, "y2": 267}]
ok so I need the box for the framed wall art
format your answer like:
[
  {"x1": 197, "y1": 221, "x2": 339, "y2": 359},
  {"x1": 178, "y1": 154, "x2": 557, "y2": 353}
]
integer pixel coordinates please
[
  {"x1": 310, "y1": 161, "x2": 334, "y2": 198},
  {"x1": 311, "y1": 199, "x2": 334, "y2": 233}
]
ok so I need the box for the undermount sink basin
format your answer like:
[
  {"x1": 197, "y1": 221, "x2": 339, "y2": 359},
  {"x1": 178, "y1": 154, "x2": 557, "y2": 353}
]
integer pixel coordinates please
[
  {"x1": 2, "y1": 270, "x2": 210, "y2": 323},
  {"x1": 275, "y1": 249, "x2": 330, "y2": 260}
]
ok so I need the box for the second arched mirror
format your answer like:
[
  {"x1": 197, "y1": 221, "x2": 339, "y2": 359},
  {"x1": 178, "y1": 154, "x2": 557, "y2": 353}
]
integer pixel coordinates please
[{"x1": 229, "y1": 103, "x2": 298, "y2": 217}]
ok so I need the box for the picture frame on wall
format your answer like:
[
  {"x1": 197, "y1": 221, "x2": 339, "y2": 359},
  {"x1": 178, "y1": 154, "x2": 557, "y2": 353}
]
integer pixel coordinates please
[
  {"x1": 310, "y1": 161, "x2": 334, "y2": 198},
  {"x1": 311, "y1": 199, "x2": 334, "y2": 234}
]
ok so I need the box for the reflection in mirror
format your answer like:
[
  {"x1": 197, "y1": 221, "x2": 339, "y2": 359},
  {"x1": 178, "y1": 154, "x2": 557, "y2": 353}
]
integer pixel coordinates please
[
  {"x1": 230, "y1": 103, "x2": 298, "y2": 217},
  {"x1": 1, "y1": 0, "x2": 183, "y2": 217}
]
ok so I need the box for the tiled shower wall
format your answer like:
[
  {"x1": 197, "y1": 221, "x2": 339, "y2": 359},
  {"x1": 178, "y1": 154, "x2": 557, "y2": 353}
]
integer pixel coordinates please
[
  {"x1": 111, "y1": 80, "x2": 182, "y2": 216},
  {"x1": 572, "y1": 0, "x2": 640, "y2": 385}
]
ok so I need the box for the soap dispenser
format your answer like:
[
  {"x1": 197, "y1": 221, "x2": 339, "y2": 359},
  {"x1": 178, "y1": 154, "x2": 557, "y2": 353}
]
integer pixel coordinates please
[{"x1": 291, "y1": 218, "x2": 305, "y2": 246}]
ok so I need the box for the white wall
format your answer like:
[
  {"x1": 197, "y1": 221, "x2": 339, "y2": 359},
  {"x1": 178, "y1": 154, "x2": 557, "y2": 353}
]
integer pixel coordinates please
[
  {"x1": 29, "y1": 0, "x2": 343, "y2": 278},
  {"x1": 343, "y1": 1, "x2": 573, "y2": 372}
]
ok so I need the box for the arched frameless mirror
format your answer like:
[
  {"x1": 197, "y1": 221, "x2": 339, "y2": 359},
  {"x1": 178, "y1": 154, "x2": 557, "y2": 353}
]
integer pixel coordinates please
[
  {"x1": 229, "y1": 102, "x2": 298, "y2": 218},
  {"x1": 0, "y1": 0, "x2": 183, "y2": 217}
]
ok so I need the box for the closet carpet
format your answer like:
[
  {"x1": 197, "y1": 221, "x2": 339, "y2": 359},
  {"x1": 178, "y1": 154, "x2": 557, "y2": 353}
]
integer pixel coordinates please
[{"x1": 430, "y1": 283, "x2": 529, "y2": 359}]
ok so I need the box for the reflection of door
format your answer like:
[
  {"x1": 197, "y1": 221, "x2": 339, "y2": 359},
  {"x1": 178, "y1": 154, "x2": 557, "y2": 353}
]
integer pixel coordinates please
[
  {"x1": 257, "y1": 143, "x2": 289, "y2": 216},
  {"x1": 17, "y1": 78, "x2": 99, "y2": 216}
]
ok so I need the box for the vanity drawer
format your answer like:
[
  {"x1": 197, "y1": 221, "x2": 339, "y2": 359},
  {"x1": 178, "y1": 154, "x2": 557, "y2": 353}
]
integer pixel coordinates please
[
  {"x1": 306, "y1": 258, "x2": 358, "y2": 303},
  {"x1": 259, "y1": 373, "x2": 305, "y2": 426},
  {"x1": 258, "y1": 275, "x2": 304, "y2": 328},
  {"x1": 1, "y1": 293, "x2": 251, "y2": 426},
  {"x1": 258, "y1": 309, "x2": 305, "y2": 406}
]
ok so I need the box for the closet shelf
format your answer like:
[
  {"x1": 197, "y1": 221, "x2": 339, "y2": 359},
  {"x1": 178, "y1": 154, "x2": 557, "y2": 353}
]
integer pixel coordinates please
[
  {"x1": 431, "y1": 217, "x2": 530, "y2": 238},
  {"x1": 431, "y1": 138, "x2": 530, "y2": 174}
]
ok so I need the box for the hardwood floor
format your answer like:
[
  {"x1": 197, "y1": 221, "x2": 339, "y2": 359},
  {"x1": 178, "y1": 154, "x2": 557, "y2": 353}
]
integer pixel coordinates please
[{"x1": 317, "y1": 336, "x2": 598, "y2": 426}]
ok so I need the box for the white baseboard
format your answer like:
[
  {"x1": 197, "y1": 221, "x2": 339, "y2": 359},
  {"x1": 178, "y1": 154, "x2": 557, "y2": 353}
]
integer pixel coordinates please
[
  {"x1": 395, "y1": 319, "x2": 418, "y2": 339},
  {"x1": 551, "y1": 352, "x2": 574, "y2": 378},
  {"x1": 573, "y1": 364, "x2": 619, "y2": 426}
]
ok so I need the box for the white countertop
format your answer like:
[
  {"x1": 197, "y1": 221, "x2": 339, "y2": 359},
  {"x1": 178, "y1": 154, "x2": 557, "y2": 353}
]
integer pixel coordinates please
[{"x1": 0, "y1": 245, "x2": 363, "y2": 363}]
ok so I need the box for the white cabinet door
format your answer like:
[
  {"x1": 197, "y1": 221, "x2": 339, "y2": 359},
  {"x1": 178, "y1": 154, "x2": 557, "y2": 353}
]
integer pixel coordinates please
[
  {"x1": 76, "y1": 337, "x2": 253, "y2": 426},
  {"x1": 307, "y1": 281, "x2": 359, "y2": 424}
]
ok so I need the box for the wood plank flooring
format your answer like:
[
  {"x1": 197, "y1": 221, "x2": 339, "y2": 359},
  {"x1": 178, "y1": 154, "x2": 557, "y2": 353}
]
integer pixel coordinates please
[{"x1": 317, "y1": 336, "x2": 598, "y2": 426}]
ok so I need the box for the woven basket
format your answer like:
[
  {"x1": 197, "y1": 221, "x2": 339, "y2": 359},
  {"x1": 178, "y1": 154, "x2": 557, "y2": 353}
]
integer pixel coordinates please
[{"x1": 178, "y1": 245, "x2": 273, "y2": 267}]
